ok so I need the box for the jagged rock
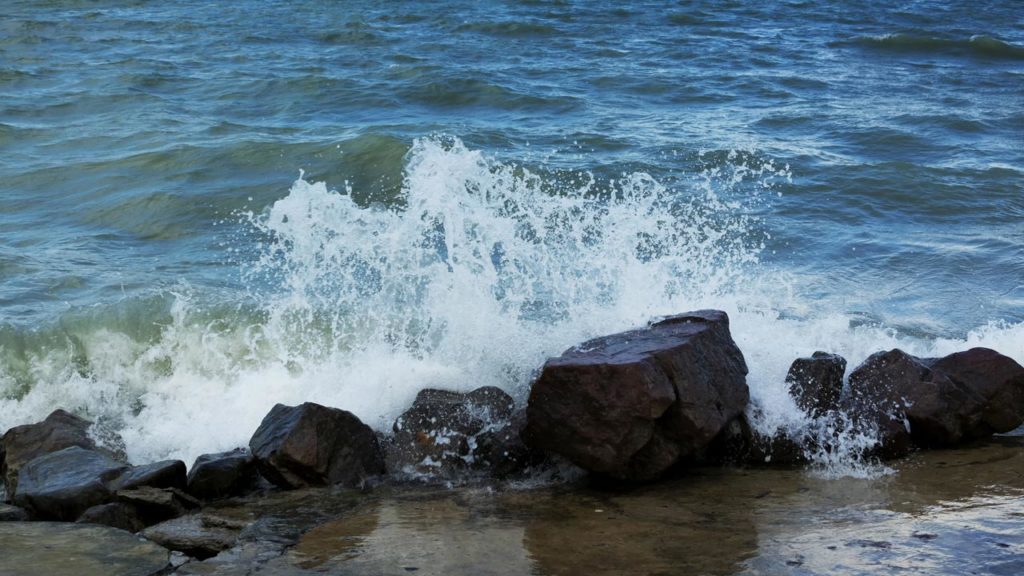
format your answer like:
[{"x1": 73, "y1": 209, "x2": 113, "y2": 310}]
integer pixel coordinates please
[
  {"x1": 250, "y1": 402, "x2": 385, "y2": 489},
  {"x1": 786, "y1": 352, "x2": 846, "y2": 417},
  {"x1": 703, "y1": 415, "x2": 808, "y2": 466},
  {"x1": 118, "y1": 486, "x2": 201, "y2": 525},
  {"x1": 385, "y1": 386, "x2": 519, "y2": 477},
  {"x1": 0, "y1": 502, "x2": 30, "y2": 521},
  {"x1": 141, "y1": 514, "x2": 239, "y2": 560},
  {"x1": 77, "y1": 502, "x2": 147, "y2": 533},
  {"x1": 1, "y1": 521, "x2": 170, "y2": 576},
  {"x1": 843, "y1": 347, "x2": 1024, "y2": 454},
  {"x1": 1, "y1": 409, "x2": 120, "y2": 499},
  {"x1": 113, "y1": 459, "x2": 187, "y2": 491},
  {"x1": 187, "y1": 449, "x2": 258, "y2": 500},
  {"x1": 13, "y1": 446, "x2": 129, "y2": 521},
  {"x1": 523, "y1": 310, "x2": 749, "y2": 481},
  {"x1": 476, "y1": 409, "x2": 548, "y2": 478}
]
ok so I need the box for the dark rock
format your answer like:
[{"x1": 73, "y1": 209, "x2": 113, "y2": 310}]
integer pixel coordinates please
[
  {"x1": 118, "y1": 486, "x2": 201, "y2": 525},
  {"x1": 523, "y1": 310, "x2": 749, "y2": 481},
  {"x1": 476, "y1": 409, "x2": 548, "y2": 478},
  {"x1": 703, "y1": 415, "x2": 808, "y2": 466},
  {"x1": 843, "y1": 347, "x2": 1024, "y2": 453},
  {"x1": 77, "y1": 502, "x2": 147, "y2": 533},
  {"x1": 1, "y1": 409, "x2": 114, "y2": 499},
  {"x1": 141, "y1": 514, "x2": 239, "y2": 559},
  {"x1": 113, "y1": 459, "x2": 187, "y2": 491},
  {"x1": 0, "y1": 521, "x2": 170, "y2": 576},
  {"x1": 786, "y1": 352, "x2": 846, "y2": 417},
  {"x1": 187, "y1": 448, "x2": 258, "y2": 500},
  {"x1": 925, "y1": 347, "x2": 1024, "y2": 438},
  {"x1": 0, "y1": 502, "x2": 30, "y2": 521},
  {"x1": 250, "y1": 402, "x2": 385, "y2": 489},
  {"x1": 386, "y1": 386, "x2": 520, "y2": 477},
  {"x1": 13, "y1": 446, "x2": 129, "y2": 521}
]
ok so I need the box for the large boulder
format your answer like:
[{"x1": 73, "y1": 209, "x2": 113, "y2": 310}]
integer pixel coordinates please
[
  {"x1": 786, "y1": 352, "x2": 846, "y2": 417},
  {"x1": 13, "y1": 446, "x2": 129, "y2": 521},
  {"x1": 385, "y1": 386, "x2": 519, "y2": 477},
  {"x1": 1, "y1": 409, "x2": 113, "y2": 499},
  {"x1": 843, "y1": 347, "x2": 1024, "y2": 453},
  {"x1": 186, "y1": 449, "x2": 258, "y2": 500},
  {"x1": 249, "y1": 402, "x2": 385, "y2": 489},
  {"x1": 523, "y1": 310, "x2": 749, "y2": 481}
]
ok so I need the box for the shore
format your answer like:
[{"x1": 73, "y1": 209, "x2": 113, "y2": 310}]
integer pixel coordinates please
[{"x1": 5, "y1": 429, "x2": 1021, "y2": 576}]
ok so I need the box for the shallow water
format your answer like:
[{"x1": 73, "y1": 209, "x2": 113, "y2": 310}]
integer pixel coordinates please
[
  {"x1": 174, "y1": 433, "x2": 1024, "y2": 575},
  {"x1": 1, "y1": 1, "x2": 1022, "y2": 472}
]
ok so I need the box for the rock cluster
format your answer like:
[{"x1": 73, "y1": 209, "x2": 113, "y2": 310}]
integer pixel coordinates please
[{"x1": 2, "y1": 308, "x2": 1022, "y2": 572}]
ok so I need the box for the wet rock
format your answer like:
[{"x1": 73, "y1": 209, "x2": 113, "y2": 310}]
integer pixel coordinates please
[
  {"x1": 786, "y1": 352, "x2": 846, "y2": 417},
  {"x1": 118, "y1": 486, "x2": 201, "y2": 525},
  {"x1": 250, "y1": 402, "x2": 385, "y2": 489},
  {"x1": 0, "y1": 521, "x2": 170, "y2": 576},
  {"x1": 77, "y1": 502, "x2": 147, "y2": 533},
  {"x1": 142, "y1": 513, "x2": 240, "y2": 559},
  {"x1": 13, "y1": 446, "x2": 129, "y2": 521},
  {"x1": 476, "y1": 409, "x2": 548, "y2": 478},
  {"x1": 187, "y1": 448, "x2": 258, "y2": 500},
  {"x1": 113, "y1": 459, "x2": 187, "y2": 491},
  {"x1": 523, "y1": 310, "x2": 749, "y2": 481},
  {"x1": 925, "y1": 347, "x2": 1024, "y2": 438},
  {"x1": 843, "y1": 347, "x2": 1024, "y2": 453},
  {"x1": 0, "y1": 502, "x2": 30, "y2": 521},
  {"x1": 703, "y1": 415, "x2": 807, "y2": 466},
  {"x1": 386, "y1": 386, "x2": 520, "y2": 477},
  {"x1": 1, "y1": 409, "x2": 114, "y2": 498}
]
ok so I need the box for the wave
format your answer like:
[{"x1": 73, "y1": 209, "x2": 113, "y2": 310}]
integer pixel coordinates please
[
  {"x1": 1, "y1": 136, "x2": 1021, "y2": 479},
  {"x1": 837, "y1": 33, "x2": 1024, "y2": 60}
]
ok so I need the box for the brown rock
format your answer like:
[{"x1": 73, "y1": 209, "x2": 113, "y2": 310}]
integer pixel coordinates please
[
  {"x1": 786, "y1": 352, "x2": 846, "y2": 417},
  {"x1": 249, "y1": 402, "x2": 385, "y2": 489},
  {"x1": 523, "y1": 310, "x2": 749, "y2": 481}
]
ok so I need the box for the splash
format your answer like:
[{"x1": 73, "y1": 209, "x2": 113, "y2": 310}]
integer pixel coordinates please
[{"x1": 1, "y1": 136, "x2": 1021, "y2": 479}]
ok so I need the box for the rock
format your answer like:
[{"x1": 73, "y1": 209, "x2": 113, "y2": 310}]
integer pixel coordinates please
[
  {"x1": 843, "y1": 347, "x2": 1024, "y2": 453},
  {"x1": 142, "y1": 514, "x2": 240, "y2": 559},
  {"x1": 250, "y1": 402, "x2": 385, "y2": 489},
  {"x1": 703, "y1": 415, "x2": 808, "y2": 466},
  {"x1": 77, "y1": 502, "x2": 147, "y2": 533},
  {"x1": 476, "y1": 409, "x2": 548, "y2": 478},
  {"x1": 187, "y1": 448, "x2": 258, "y2": 500},
  {"x1": 523, "y1": 310, "x2": 749, "y2": 481},
  {"x1": 118, "y1": 486, "x2": 201, "y2": 525},
  {"x1": 0, "y1": 521, "x2": 170, "y2": 576},
  {"x1": 786, "y1": 352, "x2": 846, "y2": 417},
  {"x1": 113, "y1": 459, "x2": 187, "y2": 491},
  {"x1": 1, "y1": 409, "x2": 112, "y2": 499},
  {"x1": 13, "y1": 446, "x2": 129, "y2": 521},
  {"x1": 925, "y1": 347, "x2": 1024, "y2": 438},
  {"x1": 0, "y1": 502, "x2": 30, "y2": 521},
  {"x1": 386, "y1": 386, "x2": 518, "y2": 477}
]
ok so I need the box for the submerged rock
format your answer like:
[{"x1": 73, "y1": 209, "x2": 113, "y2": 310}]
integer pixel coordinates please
[
  {"x1": 250, "y1": 402, "x2": 385, "y2": 489},
  {"x1": 844, "y1": 347, "x2": 1024, "y2": 453},
  {"x1": 385, "y1": 386, "x2": 527, "y2": 477},
  {"x1": 77, "y1": 502, "x2": 147, "y2": 533},
  {"x1": 187, "y1": 448, "x2": 259, "y2": 500},
  {"x1": 142, "y1": 513, "x2": 240, "y2": 560},
  {"x1": 786, "y1": 352, "x2": 846, "y2": 417},
  {"x1": 1, "y1": 409, "x2": 115, "y2": 499},
  {"x1": 0, "y1": 521, "x2": 170, "y2": 576},
  {"x1": 13, "y1": 446, "x2": 129, "y2": 521},
  {"x1": 523, "y1": 310, "x2": 749, "y2": 481}
]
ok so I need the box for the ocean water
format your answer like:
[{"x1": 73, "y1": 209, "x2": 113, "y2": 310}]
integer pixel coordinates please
[{"x1": 1, "y1": 0, "x2": 1022, "y2": 472}]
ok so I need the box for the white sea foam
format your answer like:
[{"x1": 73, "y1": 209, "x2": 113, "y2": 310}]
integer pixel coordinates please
[{"x1": 1, "y1": 136, "x2": 1021, "y2": 478}]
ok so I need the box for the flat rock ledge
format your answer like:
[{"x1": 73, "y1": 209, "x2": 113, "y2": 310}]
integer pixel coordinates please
[{"x1": 0, "y1": 521, "x2": 169, "y2": 576}]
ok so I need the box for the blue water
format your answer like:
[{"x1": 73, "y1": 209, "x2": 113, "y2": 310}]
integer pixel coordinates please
[{"x1": 1, "y1": 0, "x2": 1022, "y2": 467}]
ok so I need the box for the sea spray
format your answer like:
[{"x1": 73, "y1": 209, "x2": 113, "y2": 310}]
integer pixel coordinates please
[{"x1": 1, "y1": 136, "x2": 1022, "y2": 479}]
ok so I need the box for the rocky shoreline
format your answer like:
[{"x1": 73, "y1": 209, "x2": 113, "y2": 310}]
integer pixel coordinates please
[{"x1": 2, "y1": 310, "x2": 1022, "y2": 575}]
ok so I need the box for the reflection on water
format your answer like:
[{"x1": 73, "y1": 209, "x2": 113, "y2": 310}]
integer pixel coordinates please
[{"x1": 272, "y1": 435, "x2": 1023, "y2": 575}]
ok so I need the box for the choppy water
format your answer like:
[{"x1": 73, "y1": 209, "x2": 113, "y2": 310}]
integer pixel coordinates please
[{"x1": 1, "y1": 1, "x2": 1022, "y2": 471}]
